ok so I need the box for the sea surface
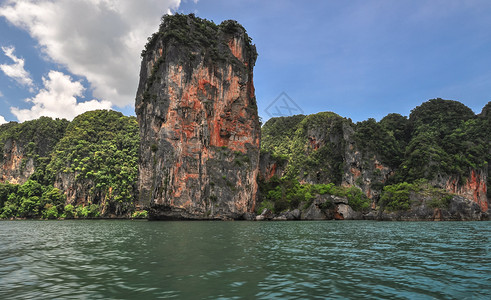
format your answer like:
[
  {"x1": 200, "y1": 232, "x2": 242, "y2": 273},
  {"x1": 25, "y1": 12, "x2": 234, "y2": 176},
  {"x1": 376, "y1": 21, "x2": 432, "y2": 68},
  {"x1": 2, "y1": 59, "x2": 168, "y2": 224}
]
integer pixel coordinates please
[{"x1": 0, "y1": 220, "x2": 489, "y2": 299}]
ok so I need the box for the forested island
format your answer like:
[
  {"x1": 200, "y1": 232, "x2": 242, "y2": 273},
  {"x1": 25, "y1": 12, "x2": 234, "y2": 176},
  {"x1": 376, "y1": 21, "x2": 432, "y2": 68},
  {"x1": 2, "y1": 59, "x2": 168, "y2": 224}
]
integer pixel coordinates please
[
  {"x1": 0, "y1": 98, "x2": 488, "y2": 220},
  {"x1": 0, "y1": 14, "x2": 489, "y2": 221}
]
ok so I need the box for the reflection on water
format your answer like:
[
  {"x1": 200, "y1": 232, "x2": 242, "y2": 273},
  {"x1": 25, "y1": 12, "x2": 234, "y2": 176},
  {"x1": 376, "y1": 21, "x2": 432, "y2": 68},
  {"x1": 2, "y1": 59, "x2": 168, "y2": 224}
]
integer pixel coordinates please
[{"x1": 0, "y1": 220, "x2": 489, "y2": 299}]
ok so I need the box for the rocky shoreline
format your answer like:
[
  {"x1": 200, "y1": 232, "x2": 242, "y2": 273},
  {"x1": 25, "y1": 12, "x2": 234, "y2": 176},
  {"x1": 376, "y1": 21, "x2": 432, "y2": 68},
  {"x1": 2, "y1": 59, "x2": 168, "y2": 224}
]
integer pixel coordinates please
[{"x1": 255, "y1": 194, "x2": 488, "y2": 221}]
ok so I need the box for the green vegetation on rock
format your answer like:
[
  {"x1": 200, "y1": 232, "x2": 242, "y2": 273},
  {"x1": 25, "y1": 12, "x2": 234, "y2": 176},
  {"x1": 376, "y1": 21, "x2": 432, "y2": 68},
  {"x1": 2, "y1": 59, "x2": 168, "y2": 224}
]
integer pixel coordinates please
[
  {"x1": 259, "y1": 98, "x2": 490, "y2": 216},
  {"x1": 401, "y1": 98, "x2": 489, "y2": 182},
  {"x1": 0, "y1": 180, "x2": 66, "y2": 219},
  {"x1": 380, "y1": 180, "x2": 453, "y2": 211},
  {"x1": 47, "y1": 110, "x2": 139, "y2": 214},
  {"x1": 0, "y1": 117, "x2": 69, "y2": 181},
  {"x1": 258, "y1": 176, "x2": 370, "y2": 214},
  {"x1": 1, "y1": 97, "x2": 489, "y2": 219},
  {"x1": 0, "y1": 110, "x2": 140, "y2": 219},
  {"x1": 142, "y1": 13, "x2": 255, "y2": 60},
  {"x1": 354, "y1": 117, "x2": 404, "y2": 168},
  {"x1": 261, "y1": 112, "x2": 347, "y2": 184}
]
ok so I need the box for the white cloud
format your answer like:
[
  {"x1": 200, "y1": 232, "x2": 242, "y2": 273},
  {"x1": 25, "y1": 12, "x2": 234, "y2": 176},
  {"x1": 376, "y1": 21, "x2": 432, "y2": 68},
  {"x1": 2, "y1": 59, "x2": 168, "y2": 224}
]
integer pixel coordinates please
[
  {"x1": 0, "y1": 45, "x2": 34, "y2": 89},
  {"x1": 0, "y1": 90, "x2": 3, "y2": 97},
  {"x1": 0, "y1": 115, "x2": 6, "y2": 125},
  {"x1": 0, "y1": 0, "x2": 181, "y2": 107},
  {"x1": 11, "y1": 70, "x2": 112, "y2": 122}
]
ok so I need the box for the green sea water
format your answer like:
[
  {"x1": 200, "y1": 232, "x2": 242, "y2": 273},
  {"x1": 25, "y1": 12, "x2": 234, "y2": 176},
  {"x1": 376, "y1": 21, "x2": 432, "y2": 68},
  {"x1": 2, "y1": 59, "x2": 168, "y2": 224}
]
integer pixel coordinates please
[{"x1": 0, "y1": 220, "x2": 489, "y2": 299}]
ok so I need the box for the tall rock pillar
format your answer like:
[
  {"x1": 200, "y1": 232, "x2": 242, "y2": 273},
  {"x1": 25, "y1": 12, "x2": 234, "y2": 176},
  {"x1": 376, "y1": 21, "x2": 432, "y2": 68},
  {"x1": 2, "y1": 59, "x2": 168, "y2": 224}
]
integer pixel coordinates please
[{"x1": 135, "y1": 14, "x2": 260, "y2": 219}]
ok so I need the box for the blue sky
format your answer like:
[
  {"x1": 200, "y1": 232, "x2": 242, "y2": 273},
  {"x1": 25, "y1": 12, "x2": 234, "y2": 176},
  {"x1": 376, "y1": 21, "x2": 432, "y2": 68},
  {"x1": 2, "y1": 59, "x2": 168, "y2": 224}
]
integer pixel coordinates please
[{"x1": 0, "y1": 0, "x2": 490, "y2": 124}]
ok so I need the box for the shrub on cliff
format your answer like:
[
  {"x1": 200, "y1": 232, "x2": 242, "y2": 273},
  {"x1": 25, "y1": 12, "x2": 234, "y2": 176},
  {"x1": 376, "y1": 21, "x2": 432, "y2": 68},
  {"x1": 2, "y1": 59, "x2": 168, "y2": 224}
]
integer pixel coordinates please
[
  {"x1": 344, "y1": 186, "x2": 371, "y2": 211},
  {"x1": 75, "y1": 204, "x2": 100, "y2": 219},
  {"x1": 42, "y1": 204, "x2": 59, "y2": 219},
  {"x1": 262, "y1": 178, "x2": 314, "y2": 212},
  {"x1": 0, "y1": 182, "x2": 17, "y2": 209},
  {"x1": 258, "y1": 177, "x2": 370, "y2": 213},
  {"x1": 63, "y1": 204, "x2": 75, "y2": 219},
  {"x1": 380, "y1": 180, "x2": 453, "y2": 211},
  {"x1": 131, "y1": 210, "x2": 148, "y2": 219},
  {"x1": 380, "y1": 182, "x2": 413, "y2": 211}
]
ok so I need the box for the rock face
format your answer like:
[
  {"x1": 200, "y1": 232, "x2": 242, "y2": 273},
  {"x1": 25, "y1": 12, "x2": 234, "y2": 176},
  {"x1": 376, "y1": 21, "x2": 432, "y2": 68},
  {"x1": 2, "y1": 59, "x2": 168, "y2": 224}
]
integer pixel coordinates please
[
  {"x1": 442, "y1": 170, "x2": 488, "y2": 212},
  {"x1": 376, "y1": 195, "x2": 487, "y2": 221},
  {"x1": 259, "y1": 113, "x2": 393, "y2": 201},
  {"x1": 258, "y1": 100, "x2": 490, "y2": 221},
  {"x1": 136, "y1": 14, "x2": 260, "y2": 220},
  {"x1": 48, "y1": 110, "x2": 139, "y2": 217},
  {"x1": 341, "y1": 122, "x2": 393, "y2": 204},
  {"x1": 0, "y1": 117, "x2": 69, "y2": 185},
  {"x1": 0, "y1": 139, "x2": 35, "y2": 184},
  {"x1": 0, "y1": 111, "x2": 139, "y2": 218}
]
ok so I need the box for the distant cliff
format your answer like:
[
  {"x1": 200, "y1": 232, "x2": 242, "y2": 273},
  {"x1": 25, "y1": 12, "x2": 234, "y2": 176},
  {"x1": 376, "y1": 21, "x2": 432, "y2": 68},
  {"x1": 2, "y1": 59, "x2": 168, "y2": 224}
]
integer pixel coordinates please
[
  {"x1": 258, "y1": 99, "x2": 490, "y2": 221},
  {"x1": 136, "y1": 14, "x2": 260, "y2": 220},
  {"x1": 0, "y1": 117, "x2": 69, "y2": 185},
  {"x1": 0, "y1": 110, "x2": 139, "y2": 219},
  {"x1": 48, "y1": 110, "x2": 139, "y2": 216}
]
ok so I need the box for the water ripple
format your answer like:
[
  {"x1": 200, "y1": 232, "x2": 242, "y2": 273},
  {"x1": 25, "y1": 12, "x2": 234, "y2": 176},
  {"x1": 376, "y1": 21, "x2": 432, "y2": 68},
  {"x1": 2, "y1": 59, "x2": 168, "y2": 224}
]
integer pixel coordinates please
[{"x1": 0, "y1": 220, "x2": 489, "y2": 299}]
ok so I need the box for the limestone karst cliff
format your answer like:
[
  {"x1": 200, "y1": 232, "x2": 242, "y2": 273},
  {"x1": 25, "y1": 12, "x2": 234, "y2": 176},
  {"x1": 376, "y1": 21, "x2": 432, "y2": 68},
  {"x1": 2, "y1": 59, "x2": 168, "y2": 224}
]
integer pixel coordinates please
[
  {"x1": 0, "y1": 111, "x2": 139, "y2": 219},
  {"x1": 0, "y1": 117, "x2": 68, "y2": 185},
  {"x1": 258, "y1": 99, "x2": 490, "y2": 220},
  {"x1": 48, "y1": 110, "x2": 139, "y2": 216},
  {"x1": 0, "y1": 13, "x2": 488, "y2": 221},
  {"x1": 136, "y1": 14, "x2": 260, "y2": 219}
]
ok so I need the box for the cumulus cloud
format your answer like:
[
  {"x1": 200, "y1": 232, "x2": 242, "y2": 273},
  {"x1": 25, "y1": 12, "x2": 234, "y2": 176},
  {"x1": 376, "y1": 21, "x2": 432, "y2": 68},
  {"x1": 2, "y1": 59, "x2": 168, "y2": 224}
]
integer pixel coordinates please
[
  {"x1": 0, "y1": 0, "x2": 181, "y2": 107},
  {"x1": 0, "y1": 115, "x2": 6, "y2": 125},
  {"x1": 11, "y1": 70, "x2": 112, "y2": 122},
  {"x1": 0, "y1": 45, "x2": 34, "y2": 89}
]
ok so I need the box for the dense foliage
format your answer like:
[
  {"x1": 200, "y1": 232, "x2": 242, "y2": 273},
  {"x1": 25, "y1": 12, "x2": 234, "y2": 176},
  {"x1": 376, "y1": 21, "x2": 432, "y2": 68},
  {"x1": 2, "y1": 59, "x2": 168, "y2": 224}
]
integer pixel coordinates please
[
  {"x1": 47, "y1": 110, "x2": 139, "y2": 214},
  {"x1": 0, "y1": 110, "x2": 139, "y2": 219},
  {"x1": 0, "y1": 117, "x2": 68, "y2": 157},
  {"x1": 402, "y1": 98, "x2": 489, "y2": 182},
  {"x1": 479, "y1": 102, "x2": 491, "y2": 198},
  {"x1": 0, "y1": 180, "x2": 66, "y2": 219},
  {"x1": 258, "y1": 176, "x2": 370, "y2": 214},
  {"x1": 259, "y1": 99, "x2": 490, "y2": 213},
  {"x1": 0, "y1": 99, "x2": 489, "y2": 218},
  {"x1": 379, "y1": 180, "x2": 453, "y2": 211},
  {"x1": 0, "y1": 117, "x2": 69, "y2": 176},
  {"x1": 261, "y1": 112, "x2": 347, "y2": 184},
  {"x1": 142, "y1": 13, "x2": 255, "y2": 59},
  {"x1": 354, "y1": 117, "x2": 405, "y2": 168},
  {"x1": 260, "y1": 114, "x2": 306, "y2": 159}
]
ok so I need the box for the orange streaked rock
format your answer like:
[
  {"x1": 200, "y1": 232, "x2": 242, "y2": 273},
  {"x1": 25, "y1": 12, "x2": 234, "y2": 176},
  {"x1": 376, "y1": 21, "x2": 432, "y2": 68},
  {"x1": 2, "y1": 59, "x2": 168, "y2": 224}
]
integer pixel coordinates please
[{"x1": 136, "y1": 14, "x2": 260, "y2": 220}]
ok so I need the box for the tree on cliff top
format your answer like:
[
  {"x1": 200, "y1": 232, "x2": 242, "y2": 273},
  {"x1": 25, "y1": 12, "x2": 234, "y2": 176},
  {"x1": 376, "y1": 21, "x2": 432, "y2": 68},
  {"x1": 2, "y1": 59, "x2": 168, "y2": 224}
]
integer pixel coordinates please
[
  {"x1": 409, "y1": 98, "x2": 475, "y2": 138},
  {"x1": 402, "y1": 99, "x2": 488, "y2": 182},
  {"x1": 0, "y1": 117, "x2": 69, "y2": 161},
  {"x1": 142, "y1": 13, "x2": 255, "y2": 58}
]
